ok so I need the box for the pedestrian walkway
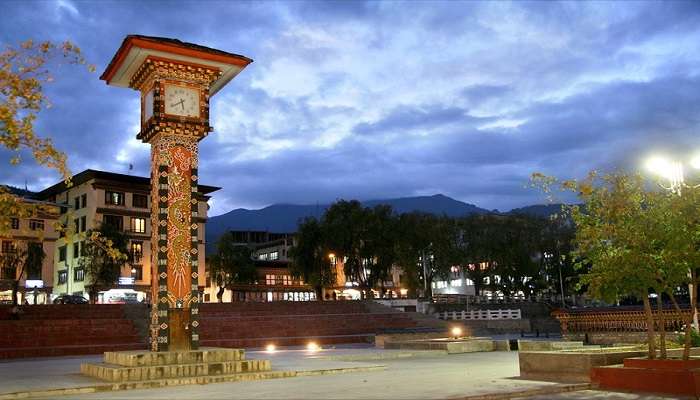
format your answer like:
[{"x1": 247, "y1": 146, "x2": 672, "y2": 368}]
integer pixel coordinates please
[{"x1": 0, "y1": 346, "x2": 576, "y2": 399}]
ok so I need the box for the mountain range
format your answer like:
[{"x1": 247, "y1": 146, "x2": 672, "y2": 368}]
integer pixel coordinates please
[{"x1": 205, "y1": 194, "x2": 565, "y2": 253}]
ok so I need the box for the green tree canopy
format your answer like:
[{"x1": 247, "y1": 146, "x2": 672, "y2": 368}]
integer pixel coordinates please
[{"x1": 209, "y1": 232, "x2": 257, "y2": 302}]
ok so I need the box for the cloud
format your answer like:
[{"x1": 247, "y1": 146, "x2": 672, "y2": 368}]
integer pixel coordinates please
[{"x1": 1, "y1": 1, "x2": 699, "y2": 215}]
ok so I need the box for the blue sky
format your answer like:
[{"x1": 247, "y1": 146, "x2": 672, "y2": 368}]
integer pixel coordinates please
[{"x1": 1, "y1": 1, "x2": 699, "y2": 215}]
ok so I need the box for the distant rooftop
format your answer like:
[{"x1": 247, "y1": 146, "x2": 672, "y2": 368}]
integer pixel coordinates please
[{"x1": 36, "y1": 169, "x2": 220, "y2": 199}]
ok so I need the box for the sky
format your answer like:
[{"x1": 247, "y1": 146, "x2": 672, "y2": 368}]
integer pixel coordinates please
[{"x1": 1, "y1": 1, "x2": 699, "y2": 216}]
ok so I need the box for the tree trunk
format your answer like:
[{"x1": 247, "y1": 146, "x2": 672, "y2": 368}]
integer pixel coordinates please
[
  {"x1": 216, "y1": 285, "x2": 225, "y2": 303},
  {"x1": 668, "y1": 292, "x2": 693, "y2": 361},
  {"x1": 11, "y1": 280, "x2": 19, "y2": 306},
  {"x1": 642, "y1": 293, "x2": 656, "y2": 359},
  {"x1": 656, "y1": 294, "x2": 666, "y2": 359}
]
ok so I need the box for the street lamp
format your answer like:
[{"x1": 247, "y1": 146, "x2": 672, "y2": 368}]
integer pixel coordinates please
[
  {"x1": 645, "y1": 154, "x2": 700, "y2": 329},
  {"x1": 645, "y1": 155, "x2": 700, "y2": 195}
]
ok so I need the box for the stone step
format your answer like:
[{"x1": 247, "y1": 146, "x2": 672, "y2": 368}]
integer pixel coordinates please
[
  {"x1": 81, "y1": 359, "x2": 271, "y2": 382},
  {"x1": 104, "y1": 348, "x2": 245, "y2": 367}
]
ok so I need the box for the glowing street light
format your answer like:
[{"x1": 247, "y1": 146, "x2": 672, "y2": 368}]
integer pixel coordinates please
[
  {"x1": 644, "y1": 153, "x2": 700, "y2": 329},
  {"x1": 451, "y1": 327, "x2": 463, "y2": 338},
  {"x1": 306, "y1": 341, "x2": 320, "y2": 352},
  {"x1": 645, "y1": 155, "x2": 700, "y2": 195},
  {"x1": 265, "y1": 344, "x2": 276, "y2": 353}
]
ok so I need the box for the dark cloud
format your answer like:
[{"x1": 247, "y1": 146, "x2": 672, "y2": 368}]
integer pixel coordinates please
[{"x1": 1, "y1": 1, "x2": 699, "y2": 214}]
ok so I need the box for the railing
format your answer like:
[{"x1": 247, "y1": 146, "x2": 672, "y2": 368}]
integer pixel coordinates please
[
  {"x1": 437, "y1": 309, "x2": 522, "y2": 321},
  {"x1": 553, "y1": 309, "x2": 691, "y2": 335},
  {"x1": 433, "y1": 294, "x2": 566, "y2": 305}
]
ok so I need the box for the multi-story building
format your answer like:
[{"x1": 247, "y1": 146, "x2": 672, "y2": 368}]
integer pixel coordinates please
[
  {"x1": 204, "y1": 229, "x2": 413, "y2": 302},
  {"x1": 36, "y1": 169, "x2": 219, "y2": 303},
  {"x1": 204, "y1": 230, "x2": 317, "y2": 302},
  {"x1": 0, "y1": 188, "x2": 60, "y2": 304}
]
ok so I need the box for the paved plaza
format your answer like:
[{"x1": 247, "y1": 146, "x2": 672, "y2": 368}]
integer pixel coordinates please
[
  {"x1": 0, "y1": 345, "x2": 691, "y2": 399},
  {"x1": 1, "y1": 345, "x2": 685, "y2": 400}
]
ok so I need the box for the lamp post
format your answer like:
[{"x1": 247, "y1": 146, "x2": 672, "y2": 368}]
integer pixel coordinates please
[{"x1": 645, "y1": 154, "x2": 700, "y2": 329}]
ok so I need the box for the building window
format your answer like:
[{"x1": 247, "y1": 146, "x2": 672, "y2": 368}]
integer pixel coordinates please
[
  {"x1": 73, "y1": 242, "x2": 79, "y2": 259},
  {"x1": 74, "y1": 218, "x2": 80, "y2": 234},
  {"x1": 74, "y1": 268, "x2": 85, "y2": 282},
  {"x1": 283, "y1": 275, "x2": 291, "y2": 285},
  {"x1": 80, "y1": 216, "x2": 87, "y2": 232},
  {"x1": 74, "y1": 196, "x2": 80, "y2": 210},
  {"x1": 58, "y1": 270, "x2": 68, "y2": 284},
  {"x1": 29, "y1": 219, "x2": 44, "y2": 231},
  {"x1": 103, "y1": 215, "x2": 123, "y2": 231},
  {"x1": 1, "y1": 266, "x2": 15, "y2": 280},
  {"x1": 58, "y1": 246, "x2": 66, "y2": 262},
  {"x1": 1, "y1": 240, "x2": 15, "y2": 253},
  {"x1": 105, "y1": 191, "x2": 125, "y2": 206},
  {"x1": 80, "y1": 240, "x2": 86, "y2": 256},
  {"x1": 131, "y1": 241, "x2": 143, "y2": 264},
  {"x1": 81, "y1": 194, "x2": 87, "y2": 208},
  {"x1": 266, "y1": 274, "x2": 274, "y2": 285},
  {"x1": 270, "y1": 251, "x2": 279, "y2": 261},
  {"x1": 131, "y1": 217, "x2": 146, "y2": 234},
  {"x1": 132, "y1": 194, "x2": 148, "y2": 208},
  {"x1": 131, "y1": 265, "x2": 143, "y2": 281},
  {"x1": 10, "y1": 218, "x2": 19, "y2": 230}
]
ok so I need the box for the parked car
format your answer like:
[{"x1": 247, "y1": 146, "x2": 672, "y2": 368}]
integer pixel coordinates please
[{"x1": 53, "y1": 294, "x2": 88, "y2": 304}]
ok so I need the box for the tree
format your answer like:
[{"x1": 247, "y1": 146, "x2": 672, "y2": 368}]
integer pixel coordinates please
[
  {"x1": 288, "y1": 217, "x2": 335, "y2": 300},
  {"x1": 209, "y1": 232, "x2": 257, "y2": 302},
  {"x1": 457, "y1": 214, "x2": 501, "y2": 296},
  {"x1": 1, "y1": 40, "x2": 93, "y2": 234},
  {"x1": 0, "y1": 240, "x2": 44, "y2": 305},
  {"x1": 323, "y1": 200, "x2": 370, "y2": 296},
  {"x1": 394, "y1": 212, "x2": 457, "y2": 298},
  {"x1": 533, "y1": 171, "x2": 695, "y2": 359},
  {"x1": 80, "y1": 223, "x2": 129, "y2": 303}
]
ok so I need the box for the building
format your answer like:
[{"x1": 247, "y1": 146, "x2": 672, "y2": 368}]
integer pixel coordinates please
[
  {"x1": 204, "y1": 230, "x2": 317, "y2": 302},
  {"x1": 204, "y1": 229, "x2": 414, "y2": 302},
  {"x1": 35, "y1": 169, "x2": 219, "y2": 303},
  {"x1": 0, "y1": 188, "x2": 60, "y2": 304}
]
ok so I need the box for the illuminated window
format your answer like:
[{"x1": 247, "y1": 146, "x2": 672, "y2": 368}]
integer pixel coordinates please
[
  {"x1": 105, "y1": 191, "x2": 125, "y2": 206},
  {"x1": 131, "y1": 217, "x2": 146, "y2": 233},
  {"x1": 74, "y1": 268, "x2": 85, "y2": 282},
  {"x1": 270, "y1": 251, "x2": 279, "y2": 261},
  {"x1": 58, "y1": 270, "x2": 68, "y2": 284},
  {"x1": 131, "y1": 242, "x2": 143, "y2": 264}
]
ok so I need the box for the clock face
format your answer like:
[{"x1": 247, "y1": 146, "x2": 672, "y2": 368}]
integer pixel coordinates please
[
  {"x1": 164, "y1": 84, "x2": 200, "y2": 118},
  {"x1": 143, "y1": 89, "x2": 154, "y2": 123}
]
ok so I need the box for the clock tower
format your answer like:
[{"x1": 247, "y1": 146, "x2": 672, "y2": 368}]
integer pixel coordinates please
[{"x1": 101, "y1": 35, "x2": 252, "y2": 351}]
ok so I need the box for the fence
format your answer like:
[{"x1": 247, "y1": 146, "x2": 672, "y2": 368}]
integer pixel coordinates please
[
  {"x1": 437, "y1": 309, "x2": 522, "y2": 321},
  {"x1": 553, "y1": 309, "x2": 691, "y2": 335},
  {"x1": 432, "y1": 294, "x2": 566, "y2": 305}
]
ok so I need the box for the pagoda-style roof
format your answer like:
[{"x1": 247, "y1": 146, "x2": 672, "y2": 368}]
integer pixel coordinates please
[{"x1": 100, "y1": 35, "x2": 253, "y2": 95}]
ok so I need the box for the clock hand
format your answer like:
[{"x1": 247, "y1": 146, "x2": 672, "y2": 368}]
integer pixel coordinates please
[{"x1": 170, "y1": 99, "x2": 185, "y2": 108}]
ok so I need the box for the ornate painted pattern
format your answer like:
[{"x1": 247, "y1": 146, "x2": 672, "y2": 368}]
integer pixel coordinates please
[{"x1": 167, "y1": 145, "x2": 192, "y2": 303}]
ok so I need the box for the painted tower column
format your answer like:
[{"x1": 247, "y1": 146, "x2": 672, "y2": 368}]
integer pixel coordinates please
[{"x1": 100, "y1": 35, "x2": 252, "y2": 351}]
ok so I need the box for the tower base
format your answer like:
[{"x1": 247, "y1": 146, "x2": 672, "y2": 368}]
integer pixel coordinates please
[{"x1": 81, "y1": 347, "x2": 271, "y2": 382}]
